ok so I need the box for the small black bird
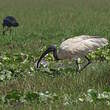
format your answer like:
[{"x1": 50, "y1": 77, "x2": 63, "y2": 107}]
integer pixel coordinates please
[{"x1": 2, "y1": 16, "x2": 19, "y2": 35}]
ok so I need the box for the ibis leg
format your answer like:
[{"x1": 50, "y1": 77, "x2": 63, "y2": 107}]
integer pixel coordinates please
[
  {"x1": 8, "y1": 27, "x2": 12, "y2": 35},
  {"x1": 2, "y1": 25, "x2": 5, "y2": 35},
  {"x1": 75, "y1": 60, "x2": 80, "y2": 73},
  {"x1": 79, "y1": 56, "x2": 91, "y2": 72},
  {"x1": 3, "y1": 26, "x2": 8, "y2": 35}
]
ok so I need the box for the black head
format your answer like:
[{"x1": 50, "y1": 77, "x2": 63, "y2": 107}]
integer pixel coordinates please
[
  {"x1": 46, "y1": 45, "x2": 56, "y2": 51},
  {"x1": 37, "y1": 45, "x2": 59, "y2": 68}
]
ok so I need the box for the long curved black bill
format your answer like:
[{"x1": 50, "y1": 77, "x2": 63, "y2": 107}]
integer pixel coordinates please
[{"x1": 37, "y1": 48, "x2": 53, "y2": 68}]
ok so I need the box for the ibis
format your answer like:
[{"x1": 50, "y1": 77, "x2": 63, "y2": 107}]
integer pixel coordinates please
[
  {"x1": 2, "y1": 16, "x2": 19, "y2": 35},
  {"x1": 37, "y1": 35, "x2": 108, "y2": 72}
]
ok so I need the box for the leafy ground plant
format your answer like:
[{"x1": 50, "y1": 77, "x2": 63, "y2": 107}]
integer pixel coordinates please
[{"x1": 0, "y1": 0, "x2": 110, "y2": 109}]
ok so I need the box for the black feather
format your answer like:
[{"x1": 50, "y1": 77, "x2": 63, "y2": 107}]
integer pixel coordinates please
[
  {"x1": 2, "y1": 16, "x2": 19, "y2": 35},
  {"x1": 2, "y1": 16, "x2": 19, "y2": 27}
]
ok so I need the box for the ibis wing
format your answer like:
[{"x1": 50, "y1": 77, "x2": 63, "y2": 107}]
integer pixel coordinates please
[{"x1": 58, "y1": 37, "x2": 108, "y2": 59}]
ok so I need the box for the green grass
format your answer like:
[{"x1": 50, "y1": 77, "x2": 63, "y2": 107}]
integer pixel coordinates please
[{"x1": 0, "y1": 0, "x2": 110, "y2": 109}]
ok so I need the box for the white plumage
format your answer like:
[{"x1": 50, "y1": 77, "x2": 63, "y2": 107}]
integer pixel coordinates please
[
  {"x1": 37, "y1": 35, "x2": 108, "y2": 72},
  {"x1": 58, "y1": 35, "x2": 108, "y2": 60}
]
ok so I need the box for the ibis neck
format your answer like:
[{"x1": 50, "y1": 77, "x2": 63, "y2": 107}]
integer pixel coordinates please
[
  {"x1": 37, "y1": 45, "x2": 59, "y2": 68},
  {"x1": 53, "y1": 49, "x2": 59, "y2": 60}
]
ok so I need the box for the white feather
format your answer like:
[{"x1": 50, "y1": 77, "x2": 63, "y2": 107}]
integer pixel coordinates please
[{"x1": 58, "y1": 35, "x2": 108, "y2": 60}]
